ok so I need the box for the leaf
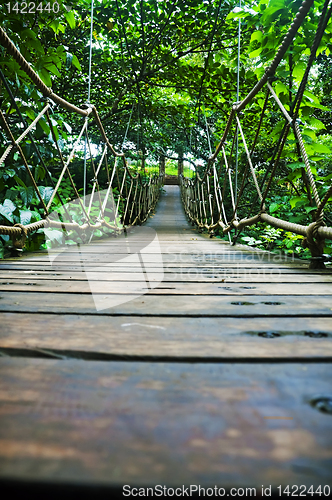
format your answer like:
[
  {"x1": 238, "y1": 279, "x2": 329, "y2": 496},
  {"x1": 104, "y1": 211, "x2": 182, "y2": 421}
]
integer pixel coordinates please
[
  {"x1": 0, "y1": 200, "x2": 15, "y2": 223},
  {"x1": 261, "y1": 6, "x2": 283, "y2": 24},
  {"x1": 21, "y1": 29, "x2": 37, "y2": 40},
  {"x1": 38, "y1": 68, "x2": 52, "y2": 87},
  {"x1": 3, "y1": 199, "x2": 16, "y2": 213},
  {"x1": 275, "y1": 82, "x2": 288, "y2": 96},
  {"x1": 250, "y1": 31, "x2": 263, "y2": 43},
  {"x1": 305, "y1": 206, "x2": 316, "y2": 214},
  {"x1": 14, "y1": 175, "x2": 27, "y2": 188},
  {"x1": 31, "y1": 210, "x2": 42, "y2": 222},
  {"x1": 65, "y1": 11, "x2": 76, "y2": 29},
  {"x1": 72, "y1": 55, "x2": 82, "y2": 72},
  {"x1": 29, "y1": 38, "x2": 44, "y2": 54},
  {"x1": 288, "y1": 162, "x2": 305, "y2": 171},
  {"x1": 44, "y1": 63, "x2": 61, "y2": 78},
  {"x1": 293, "y1": 61, "x2": 306, "y2": 82},
  {"x1": 36, "y1": 122, "x2": 45, "y2": 139},
  {"x1": 50, "y1": 20, "x2": 60, "y2": 33},
  {"x1": 39, "y1": 186, "x2": 54, "y2": 204},
  {"x1": 309, "y1": 117, "x2": 326, "y2": 131},
  {"x1": 35, "y1": 165, "x2": 46, "y2": 183},
  {"x1": 19, "y1": 210, "x2": 32, "y2": 225},
  {"x1": 66, "y1": 52, "x2": 73, "y2": 69},
  {"x1": 22, "y1": 107, "x2": 35, "y2": 121},
  {"x1": 303, "y1": 90, "x2": 319, "y2": 104},
  {"x1": 50, "y1": 21, "x2": 65, "y2": 34},
  {"x1": 0, "y1": 207, "x2": 14, "y2": 223},
  {"x1": 63, "y1": 121, "x2": 72, "y2": 134},
  {"x1": 302, "y1": 128, "x2": 317, "y2": 142},
  {"x1": 289, "y1": 213, "x2": 307, "y2": 224},
  {"x1": 38, "y1": 118, "x2": 50, "y2": 136},
  {"x1": 312, "y1": 143, "x2": 330, "y2": 154},
  {"x1": 289, "y1": 196, "x2": 306, "y2": 209},
  {"x1": 302, "y1": 102, "x2": 330, "y2": 111},
  {"x1": 226, "y1": 9, "x2": 250, "y2": 20},
  {"x1": 6, "y1": 169, "x2": 16, "y2": 178},
  {"x1": 249, "y1": 48, "x2": 262, "y2": 58},
  {"x1": 310, "y1": 164, "x2": 317, "y2": 176},
  {"x1": 93, "y1": 229, "x2": 103, "y2": 238},
  {"x1": 43, "y1": 228, "x2": 64, "y2": 244},
  {"x1": 269, "y1": 202, "x2": 280, "y2": 214},
  {"x1": 286, "y1": 170, "x2": 302, "y2": 182},
  {"x1": 20, "y1": 186, "x2": 35, "y2": 206}
]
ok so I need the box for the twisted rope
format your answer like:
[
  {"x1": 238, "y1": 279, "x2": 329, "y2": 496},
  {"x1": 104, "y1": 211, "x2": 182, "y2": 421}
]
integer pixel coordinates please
[
  {"x1": 180, "y1": 0, "x2": 332, "y2": 268},
  {"x1": 0, "y1": 27, "x2": 163, "y2": 250}
]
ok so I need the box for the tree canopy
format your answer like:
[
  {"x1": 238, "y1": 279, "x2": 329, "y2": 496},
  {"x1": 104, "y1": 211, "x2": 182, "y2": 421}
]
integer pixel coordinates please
[
  {"x1": 1, "y1": 0, "x2": 331, "y2": 154},
  {"x1": 0, "y1": 0, "x2": 332, "y2": 257}
]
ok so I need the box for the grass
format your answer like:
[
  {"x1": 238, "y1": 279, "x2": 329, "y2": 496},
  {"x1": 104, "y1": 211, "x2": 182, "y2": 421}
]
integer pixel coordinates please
[{"x1": 165, "y1": 164, "x2": 194, "y2": 178}]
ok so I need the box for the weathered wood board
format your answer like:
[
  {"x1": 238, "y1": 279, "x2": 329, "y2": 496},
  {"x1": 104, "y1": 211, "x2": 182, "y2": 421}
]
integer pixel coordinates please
[
  {"x1": 0, "y1": 185, "x2": 331, "y2": 491},
  {"x1": 0, "y1": 313, "x2": 331, "y2": 359},
  {"x1": 0, "y1": 279, "x2": 331, "y2": 295},
  {"x1": 1, "y1": 270, "x2": 332, "y2": 282},
  {"x1": 0, "y1": 291, "x2": 331, "y2": 316},
  {"x1": 0, "y1": 359, "x2": 331, "y2": 488}
]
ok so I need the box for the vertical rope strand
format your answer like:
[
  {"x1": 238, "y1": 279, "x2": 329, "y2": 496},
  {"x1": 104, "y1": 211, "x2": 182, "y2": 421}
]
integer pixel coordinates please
[
  {"x1": 235, "y1": 0, "x2": 242, "y2": 206},
  {"x1": 84, "y1": 0, "x2": 94, "y2": 206},
  {"x1": 88, "y1": 0, "x2": 94, "y2": 104}
]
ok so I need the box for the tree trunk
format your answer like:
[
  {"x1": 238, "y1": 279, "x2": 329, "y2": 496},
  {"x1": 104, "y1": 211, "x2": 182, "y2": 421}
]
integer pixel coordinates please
[{"x1": 159, "y1": 155, "x2": 165, "y2": 176}]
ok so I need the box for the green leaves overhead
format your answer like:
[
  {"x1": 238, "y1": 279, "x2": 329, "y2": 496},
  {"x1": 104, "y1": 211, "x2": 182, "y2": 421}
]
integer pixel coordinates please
[
  {"x1": 64, "y1": 11, "x2": 76, "y2": 30},
  {"x1": 0, "y1": 0, "x2": 331, "y2": 229}
]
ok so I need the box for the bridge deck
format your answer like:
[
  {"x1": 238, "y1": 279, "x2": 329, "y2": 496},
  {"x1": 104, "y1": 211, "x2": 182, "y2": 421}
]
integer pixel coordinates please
[{"x1": 0, "y1": 186, "x2": 331, "y2": 495}]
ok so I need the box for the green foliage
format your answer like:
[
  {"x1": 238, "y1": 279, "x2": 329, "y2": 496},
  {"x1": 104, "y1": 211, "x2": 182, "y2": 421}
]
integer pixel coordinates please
[
  {"x1": 165, "y1": 160, "x2": 178, "y2": 177},
  {"x1": 0, "y1": 0, "x2": 332, "y2": 258},
  {"x1": 238, "y1": 224, "x2": 311, "y2": 259}
]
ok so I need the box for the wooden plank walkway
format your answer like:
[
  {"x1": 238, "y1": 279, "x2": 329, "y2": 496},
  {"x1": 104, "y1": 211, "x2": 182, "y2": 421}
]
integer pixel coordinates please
[{"x1": 0, "y1": 185, "x2": 331, "y2": 496}]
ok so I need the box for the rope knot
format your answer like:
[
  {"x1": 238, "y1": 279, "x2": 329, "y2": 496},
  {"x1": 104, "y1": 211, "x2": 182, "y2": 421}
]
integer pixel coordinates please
[
  {"x1": 13, "y1": 223, "x2": 28, "y2": 249},
  {"x1": 313, "y1": 212, "x2": 325, "y2": 240},
  {"x1": 304, "y1": 221, "x2": 325, "y2": 269}
]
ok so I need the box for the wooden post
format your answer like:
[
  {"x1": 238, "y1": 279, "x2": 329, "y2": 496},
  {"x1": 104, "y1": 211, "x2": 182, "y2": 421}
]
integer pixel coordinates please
[
  {"x1": 177, "y1": 145, "x2": 184, "y2": 178},
  {"x1": 159, "y1": 155, "x2": 165, "y2": 176}
]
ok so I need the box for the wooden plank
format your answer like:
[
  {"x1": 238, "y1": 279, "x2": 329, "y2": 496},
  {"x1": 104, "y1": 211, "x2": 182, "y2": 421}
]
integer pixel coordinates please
[
  {"x1": 20, "y1": 248, "x2": 303, "y2": 264},
  {"x1": 1, "y1": 182, "x2": 331, "y2": 495},
  {"x1": 0, "y1": 313, "x2": 331, "y2": 358},
  {"x1": 0, "y1": 252, "x2": 314, "y2": 268},
  {"x1": 4, "y1": 253, "x2": 308, "y2": 265},
  {"x1": 1, "y1": 271, "x2": 331, "y2": 282},
  {"x1": 0, "y1": 263, "x2": 327, "y2": 276},
  {"x1": 0, "y1": 261, "x2": 311, "y2": 270},
  {"x1": 0, "y1": 279, "x2": 331, "y2": 295},
  {"x1": 0, "y1": 358, "x2": 331, "y2": 487},
  {"x1": 0, "y1": 291, "x2": 332, "y2": 316}
]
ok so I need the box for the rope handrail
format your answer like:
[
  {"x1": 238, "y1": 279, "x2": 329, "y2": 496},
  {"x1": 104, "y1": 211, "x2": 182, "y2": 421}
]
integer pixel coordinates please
[
  {"x1": 0, "y1": 26, "x2": 90, "y2": 117},
  {"x1": 194, "y1": 0, "x2": 315, "y2": 173},
  {"x1": 180, "y1": 0, "x2": 332, "y2": 268},
  {"x1": 0, "y1": 27, "x2": 163, "y2": 251}
]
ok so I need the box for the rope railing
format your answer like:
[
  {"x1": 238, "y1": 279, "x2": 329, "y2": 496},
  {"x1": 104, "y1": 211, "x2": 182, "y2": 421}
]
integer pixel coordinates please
[
  {"x1": 180, "y1": 0, "x2": 332, "y2": 268},
  {"x1": 0, "y1": 27, "x2": 163, "y2": 252}
]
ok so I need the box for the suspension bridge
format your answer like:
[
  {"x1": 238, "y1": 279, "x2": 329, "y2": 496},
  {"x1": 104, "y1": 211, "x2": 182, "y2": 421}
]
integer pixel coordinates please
[{"x1": 0, "y1": 0, "x2": 332, "y2": 495}]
